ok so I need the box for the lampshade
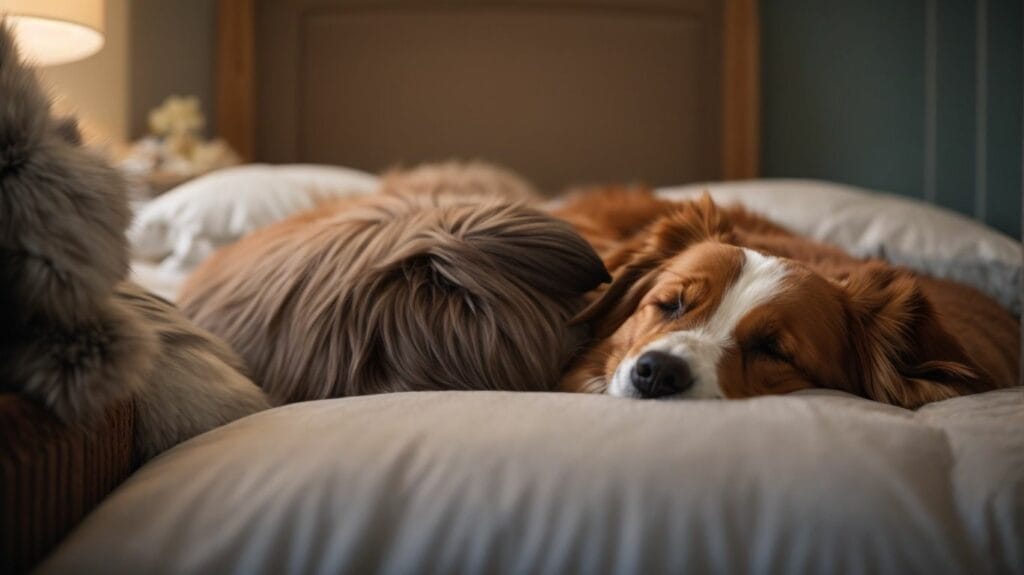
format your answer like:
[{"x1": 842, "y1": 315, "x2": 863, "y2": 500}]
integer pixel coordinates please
[{"x1": 0, "y1": 0, "x2": 105, "y2": 65}]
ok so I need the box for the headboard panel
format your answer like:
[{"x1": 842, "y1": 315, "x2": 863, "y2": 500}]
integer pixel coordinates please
[{"x1": 218, "y1": 0, "x2": 759, "y2": 191}]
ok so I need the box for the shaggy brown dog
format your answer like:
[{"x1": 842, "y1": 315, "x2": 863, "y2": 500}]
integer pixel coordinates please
[
  {"x1": 180, "y1": 165, "x2": 609, "y2": 403},
  {"x1": 555, "y1": 188, "x2": 1018, "y2": 408}
]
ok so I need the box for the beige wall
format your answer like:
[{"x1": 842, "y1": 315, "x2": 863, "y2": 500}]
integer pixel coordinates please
[
  {"x1": 36, "y1": 0, "x2": 216, "y2": 146},
  {"x1": 38, "y1": 0, "x2": 129, "y2": 144}
]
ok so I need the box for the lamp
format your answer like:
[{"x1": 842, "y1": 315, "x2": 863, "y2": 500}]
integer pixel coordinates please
[{"x1": 0, "y1": 0, "x2": 105, "y2": 66}]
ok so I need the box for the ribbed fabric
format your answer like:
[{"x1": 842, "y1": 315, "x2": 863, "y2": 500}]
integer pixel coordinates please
[{"x1": 0, "y1": 395, "x2": 135, "y2": 574}]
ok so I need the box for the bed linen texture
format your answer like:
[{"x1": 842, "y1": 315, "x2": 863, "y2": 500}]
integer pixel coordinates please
[{"x1": 39, "y1": 389, "x2": 1024, "y2": 575}]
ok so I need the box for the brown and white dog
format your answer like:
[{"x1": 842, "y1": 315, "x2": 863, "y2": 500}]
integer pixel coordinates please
[{"x1": 555, "y1": 188, "x2": 1019, "y2": 409}]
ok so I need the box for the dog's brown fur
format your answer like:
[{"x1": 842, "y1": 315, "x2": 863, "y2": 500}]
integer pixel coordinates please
[
  {"x1": 180, "y1": 165, "x2": 609, "y2": 403},
  {"x1": 555, "y1": 187, "x2": 1018, "y2": 408}
]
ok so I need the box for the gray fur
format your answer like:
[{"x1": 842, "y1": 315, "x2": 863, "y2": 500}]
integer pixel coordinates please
[
  {"x1": 115, "y1": 283, "x2": 270, "y2": 460},
  {"x1": 0, "y1": 31, "x2": 129, "y2": 326},
  {"x1": 0, "y1": 23, "x2": 269, "y2": 460}
]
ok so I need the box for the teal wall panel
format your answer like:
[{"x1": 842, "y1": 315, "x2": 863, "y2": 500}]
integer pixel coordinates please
[
  {"x1": 934, "y1": 0, "x2": 976, "y2": 215},
  {"x1": 762, "y1": 0, "x2": 926, "y2": 198},
  {"x1": 984, "y1": 0, "x2": 1022, "y2": 238},
  {"x1": 762, "y1": 0, "x2": 1022, "y2": 238}
]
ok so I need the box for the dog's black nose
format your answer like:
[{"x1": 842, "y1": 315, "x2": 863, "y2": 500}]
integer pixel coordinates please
[{"x1": 631, "y1": 351, "x2": 694, "y2": 398}]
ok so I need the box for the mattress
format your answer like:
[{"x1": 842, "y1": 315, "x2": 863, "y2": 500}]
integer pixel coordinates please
[{"x1": 39, "y1": 389, "x2": 1024, "y2": 574}]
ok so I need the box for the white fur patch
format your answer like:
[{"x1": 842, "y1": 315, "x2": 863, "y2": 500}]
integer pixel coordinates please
[{"x1": 608, "y1": 248, "x2": 788, "y2": 399}]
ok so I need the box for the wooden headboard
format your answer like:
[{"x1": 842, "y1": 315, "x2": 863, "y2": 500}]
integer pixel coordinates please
[{"x1": 217, "y1": 0, "x2": 759, "y2": 191}]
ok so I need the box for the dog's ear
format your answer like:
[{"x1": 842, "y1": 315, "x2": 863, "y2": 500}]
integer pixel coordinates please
[
  {"x1": 571, "y1": 252, "x2": 660, "y2": 339},
  {"x1": 842, "y1": 264, "x2": 989, "y2": 408},
  {"x1": 643, "y1": 192, "x2": 734, "y2": 258}
]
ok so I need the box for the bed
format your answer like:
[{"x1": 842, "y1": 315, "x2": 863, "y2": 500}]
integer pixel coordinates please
[
  {"x1": 34, "y1": 170, "x2": 1015, "y2": 574},
  {"x1": 11, "y1": 0, "x2": 1024, "y2": 573}
]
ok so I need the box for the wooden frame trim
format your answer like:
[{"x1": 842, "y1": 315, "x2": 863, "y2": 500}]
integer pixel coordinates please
[
  {"x1": 217, "y1": 0, "x2": 256, "y2": 161},
  {"x1": 722, "y1": 0, "x2": 760, "y2": 179},
  {"x1": 216, "y1": 0, "x2": 760, "y2": 177}
]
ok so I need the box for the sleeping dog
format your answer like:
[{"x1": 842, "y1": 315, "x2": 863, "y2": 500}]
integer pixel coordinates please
[{"x1": 555, "y1": 188, "x2": 1019, "y2": 408}]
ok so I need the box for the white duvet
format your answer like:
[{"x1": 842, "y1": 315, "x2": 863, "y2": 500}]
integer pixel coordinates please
[{"x1": 40, "y1": 389, "x2": 1024, "y2": 574}]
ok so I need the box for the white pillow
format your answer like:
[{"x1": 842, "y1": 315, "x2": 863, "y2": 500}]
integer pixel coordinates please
[
  {"x1": 657, "y1": 179, "x2": 1022, "y2": 314},
  {"x1": 39, "y1": 389, "x2": 1024, "y2": 574},
  {"x1": 129, "y1": 164, "x2": 379, "y2": 274}
]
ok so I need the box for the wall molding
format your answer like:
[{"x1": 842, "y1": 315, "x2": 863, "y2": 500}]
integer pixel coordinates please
[{"x1": 722, "y1": 0, "x2": 760, "y2": 179}]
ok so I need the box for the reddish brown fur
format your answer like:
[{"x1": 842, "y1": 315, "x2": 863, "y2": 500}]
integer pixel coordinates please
[{"x1": 554, "y1": 188, "x2": 1019, "y2": 408}]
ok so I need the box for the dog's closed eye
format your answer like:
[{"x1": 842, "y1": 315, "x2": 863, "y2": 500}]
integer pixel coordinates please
[
  {"x1": 655, "y1": 294, "x2": 687, "y2": 320},
  {"x1": 746, "y1": 333, "x2": 789, "y2": 362}
]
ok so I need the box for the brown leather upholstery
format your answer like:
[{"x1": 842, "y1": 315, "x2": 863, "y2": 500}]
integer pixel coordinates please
[{"x1": 0, "y1": 395, "x2": 135, "y2": 574}]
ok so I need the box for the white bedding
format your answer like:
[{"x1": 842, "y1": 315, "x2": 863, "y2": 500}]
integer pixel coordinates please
[
  {"x1": 129, "y1": 164, "x2": 379, "y2": 276},
  {"x1": 40, "y1": 389, "x2": 1024, "y2": 574}
]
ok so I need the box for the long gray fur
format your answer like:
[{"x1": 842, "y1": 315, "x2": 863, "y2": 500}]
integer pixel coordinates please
[{"x1": 0, "y1": 22, "x2": 269, "y2": 461}]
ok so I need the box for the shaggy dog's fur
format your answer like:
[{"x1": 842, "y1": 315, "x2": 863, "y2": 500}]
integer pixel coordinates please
[
  {"x1": 556, "y1": 188, "x2": 1019, "y2": 408},
  {"x1": 114, "y1": 284, "x2": 271, "y2": 460},
  {"x1": 0, "y1": 24, "x2": 268, "y2": 460},
  {"x1": 179, "y1": 165, "x2": 610, "y2": 403}
]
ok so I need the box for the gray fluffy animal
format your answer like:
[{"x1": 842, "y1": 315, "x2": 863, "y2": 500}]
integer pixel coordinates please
[
  {"x1": 114, "y1": 284, "x2": 270, "y2": 461},
  {"x1": 0, "y1": 23, "x2": 268, "y2": 460}
]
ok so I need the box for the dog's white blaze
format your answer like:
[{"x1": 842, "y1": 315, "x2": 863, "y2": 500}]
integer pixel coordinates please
[{"x1": 608, "y1": 248, "x2": 788, "y2": 399}]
